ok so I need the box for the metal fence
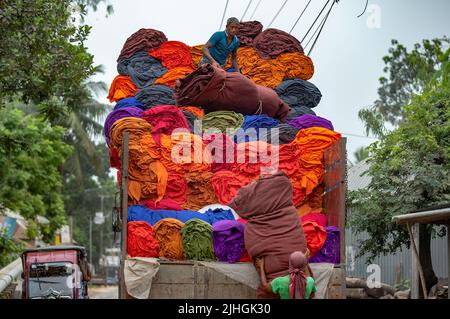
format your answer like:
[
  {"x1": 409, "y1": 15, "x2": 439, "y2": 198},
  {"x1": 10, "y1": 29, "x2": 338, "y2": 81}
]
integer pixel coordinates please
[{"x1": 345, "y1": 228, "x2": 448, "y2": 286}]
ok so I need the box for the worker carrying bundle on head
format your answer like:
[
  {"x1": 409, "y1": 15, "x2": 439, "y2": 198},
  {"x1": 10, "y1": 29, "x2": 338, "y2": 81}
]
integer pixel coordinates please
[{"x1": 201, "y1": 17, "x2": 240, "y2": 72}]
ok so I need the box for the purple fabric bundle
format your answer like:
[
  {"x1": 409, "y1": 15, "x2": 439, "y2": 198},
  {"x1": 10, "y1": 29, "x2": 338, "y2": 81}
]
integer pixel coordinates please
[
  {"x1": 288, "y1": 114, "x2": 334, "y2": 131},
  {"x1": 308, "y1": 226, "x2": 340, "y2": 264},
  {"x1": 104, "y1": 107, "x2": 143, "y2": 146},
  {"x1": 212, "y1": 220, "x2": 245, "y2": 263}
]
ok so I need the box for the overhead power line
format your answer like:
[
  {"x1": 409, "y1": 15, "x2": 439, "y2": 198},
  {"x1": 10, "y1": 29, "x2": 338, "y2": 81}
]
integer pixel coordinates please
[
  {"x1": 301, "y1": 0, "x2": 331, "y2": 43},
  {"x1": 306, "y1": 0, "x2": 338, "y2": 56},
  {"x1": 357, "y1": 0, "x2": 369, "y2": 18},
  {"x1": 219, "y1": 0, "x2": 230, "y2": 30},
  {"x1": 303, "y1": 4, "x2": 330, "y2": 51},
  {"x1": 241, "y1": 0, "x2": 253, "y2": 21},
  {"x1": 267, "y1": 0, "x2": 289, "y2": 28},
  {"x1": 289, "y1": 0, "x2": 312, "y2": 34},
  {"x1": 249, "y1": 0, "x2": 262, "y2": 20}
]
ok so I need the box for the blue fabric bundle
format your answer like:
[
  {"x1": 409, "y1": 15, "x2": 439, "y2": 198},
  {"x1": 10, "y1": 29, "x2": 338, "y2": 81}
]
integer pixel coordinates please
[
  {"x1": 275, "y1": 79, "x2": 322, "y2": 109},
  {"x1": 234, "y1": 115, "x2": 279, "y2": 143},
  {"x1": 117, "y1": 51, "x2": 168, "y2": 88},
  {"x1": 135, "y1": 84, "x2": 176, "y2": 110},
  {"x1": 114, "y1": 97, "x2": 144, "y2": 110},
  {"x1": 127, "y1": 205, "x2": 235, "y2": 226}
]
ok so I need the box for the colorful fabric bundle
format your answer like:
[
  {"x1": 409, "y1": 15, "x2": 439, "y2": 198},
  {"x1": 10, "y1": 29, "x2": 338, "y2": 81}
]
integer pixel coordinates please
[
  {"x1": 136, "y1": 84, "x2": 176, "y2": 109},
  {"x1": 294, "y1": 127, "x2": 341, "y2": 153},
  {"x1": 141, "y1": 198, "x2": 183, "y2": 210},
  {"x1": 260, "y1": 123, "x2": 299, "y2": 145},
  {"x1": 149, "y1": 41, "x2": 193, "y2": 69},
  {"x1": 253, "y1": 28, "x2": 304, "y2": 59},
  {"x1": 275, "y1": 79, "x2": 322, "y2": 109},
  {"x1": 141, "y1": 105, "x2": 190, "y2": 144},
  {"x1": 235, "y1": 115, "x2": 279, "y2": 143},
  {"x1": 104, "y1": 107, "x2": 143, "y2": 146},
  {"x1": 308, "y1": 226, "x2": 340, "y2": 264},
  {"x1": 107, "y1": 75, "x2": 138, "y2": 103},
  {"x1": 236, "y1": 218, "x2": 252, "y2": 262},
  {"x1": 127, "y1": 221, "x2": 159, "y2": 257},
  {"x1": 231, "y1": 141, "x2": 275, "y2": 177},
  {"x1": 178, "y1": 106, "x2": 204, "y2": 118},
  {"x1": 301, "y1": 220, "x2": 327, "y2": 257},
  {"x1": 181, "y1": 110, "x2": 199, "y2": 134},
  {"x1": 128, "y1": 204, "x2": 234, "y2": 226},
  {"x1": 301, "y1": 212, "x2": 327, "y2": 227},
  {"x1": 163, "y1": 173, "x2": 187, "y2": 205},
  {"x1": 109, "y1": 117, "x2": 153, "y2": 151},
  {"x1": 199, "y1": 207, "x2": 236, "y2": 224},
  {"x1": 117, "y1": 51, "x2": 167, "y2": 88},
  {"x1": 154, "y1": 66, "x2": 194, "y2": 87},
  {"x1": 153, "y1": 218, "x2": 185, "y2": 260},
  {"x1": 183, "y1": 171, "x2": 217, "y2": 211},
  {"x1": 298, "y1": 184, "x2": 324, "y2": 216},
  {"x1": 203, "y1": 133, "x2": 236, "y2": 172},
  {"x1": 277, "y1": 53, "x2": 314, "y2": 80},
  {"x1": 189, "y1": 45, "x2": 204, "y2": 67},
  {"x1": 211, "y1": 170, "x2": 253, "y2": 205},
  {"x1": 174, "y1": 64, "x2": 290, "y2": 122},
  {"x1": 228, "y1": 172, "x2": 307, "y2": 281},
  {"x1": 289, "y1": 114, "x2": 334, "y2": 131},
  {"x1": 237, "y1": 21, "x2": 263, "y2": 46},
  {"x1": 286, "y1": 105, "x2": 316, "y2": 122},
  {"x1": 212, "y1": 220, "x2": 245, "y2": 263},
  {"x1": 114, "y1": 97, "x2": 144, "y2": 110},
  {"x1": 118, "y1": 28, "x2": 168, "y2": 61},
  {"x1": 181, "y1": 219, "x2": 215, "y2": 261},
  {"x1": 202, "y1": 110, "x2": 244, "y2": 135},
  {"x1": 291, "y1": 178, "x2": 307, "y2": 206}
]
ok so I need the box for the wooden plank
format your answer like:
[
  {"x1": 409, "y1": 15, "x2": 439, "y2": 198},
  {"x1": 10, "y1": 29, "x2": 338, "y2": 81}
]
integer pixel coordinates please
[
  {"x1": 392, "y1": 208, "x2": 450, "y2": 225},
  {"x1": 119, "y1": 132, "x2": 129, "y2": 300},
  {"x1": 411, "y1": 223, "x2": 420, "y2": 299}
]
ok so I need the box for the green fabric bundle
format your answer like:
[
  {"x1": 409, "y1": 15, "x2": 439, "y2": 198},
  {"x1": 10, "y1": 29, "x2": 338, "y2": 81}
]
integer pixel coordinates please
[
  {"x1": 202, "y1": 111, "x2": 244, "y2": 135},
  {"x1": 181, "y1": 218, "x2": 216, "y2": 261}
]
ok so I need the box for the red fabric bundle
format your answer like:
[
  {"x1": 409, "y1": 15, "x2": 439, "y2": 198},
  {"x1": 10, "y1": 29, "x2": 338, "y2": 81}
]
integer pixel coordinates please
[
  {"x1": 140, "y1": 198, "x2": 183, "y2": 210},
  {"x1": 127, "y1": 221, "x2": 159, "y2": 257},
  {"x1": 149, "y1": 40, "x2": 193, "y2": 69},
  {"x1": 109, "y1": 146, "x2": 121, "y2": 170},
  {"x1": 164, "y1": 173, "x2": 188, "y2": 205},
  {"x1": 211, "y1": 170, "x2": 254, "y2": 205},
  {"x1": 141, "y1": 105, "x2": 190, "y2": 144},
  {"x1": 301, "y1": 220, "x2": 327, "y2": 257},
  {"x1": 118, "y1": 28, "x2": 168, "y2": 61},
  {"x1": 203, "y1": 133, "x2": 236, "y2": 173},
  {"x1": 253, "y1": 28, "x2": 304, "y2": 59},
  {"x1": 236, "y1": 218, "x2": 252, "y2": 263},
  {"x1": 301, "y1": 212, "x2": 327, "y2": 228},
  {"x1": 174, "y1": 64, "x2": 290, "y2": 122}
]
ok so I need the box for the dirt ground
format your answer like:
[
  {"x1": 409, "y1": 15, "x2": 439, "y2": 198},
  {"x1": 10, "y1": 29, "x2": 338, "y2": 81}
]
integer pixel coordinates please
[{"x1": 88, "y1": 285, "x2": 118, "y2": 299}]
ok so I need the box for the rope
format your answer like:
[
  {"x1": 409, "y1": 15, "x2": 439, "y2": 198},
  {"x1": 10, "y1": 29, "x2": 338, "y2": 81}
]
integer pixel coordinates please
[
  {"x1": 241, "y1": 0, "x2": 253, "y2": 21},
  {"x1": 289, "y1": 0, "x2": 313, "y2": 34},
  {"x1": 219, "y1": 0, "x2": 230, "y2": 30},
  {"x1": 301, "y1": 0, "x2": 331, "y2": 43},
  {"x1": 267, "y1": 0, "x2": 289, "y2": 28},
  {"x1": 307, "y1": 0, "x2": 337, "y2": 56},
  {"x1": 249, "y1": 0, "x2": 262, "y2": 20},
  {"x1": 357, "y1": 0, "x2": 369, "y2": 18}
]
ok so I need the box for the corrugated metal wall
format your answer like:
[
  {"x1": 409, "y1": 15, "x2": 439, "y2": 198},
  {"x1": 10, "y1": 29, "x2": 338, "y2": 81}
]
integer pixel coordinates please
[{"x1": 345, "y1": 228, "x2": 448, "y2": 286}]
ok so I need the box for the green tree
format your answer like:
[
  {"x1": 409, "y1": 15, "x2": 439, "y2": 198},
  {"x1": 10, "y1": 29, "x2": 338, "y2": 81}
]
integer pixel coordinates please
[
  {"x1": 354, "y1": 146, "x2": 370, "y2": 165},
  {"x1": 0, "y1": 107, "x2": 72, "y2": 242},
  {"x1": 359, "y1": 37, "x2": 450, "y2": 137},
  {"x1": 348, "y1": 62, "x2": 450, "y2": 295}
]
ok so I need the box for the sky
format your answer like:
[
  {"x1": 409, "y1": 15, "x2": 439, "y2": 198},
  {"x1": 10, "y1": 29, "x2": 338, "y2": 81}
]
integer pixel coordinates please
[{"x1": 84, "y1": 0, "x2": 450, "y2": 162}]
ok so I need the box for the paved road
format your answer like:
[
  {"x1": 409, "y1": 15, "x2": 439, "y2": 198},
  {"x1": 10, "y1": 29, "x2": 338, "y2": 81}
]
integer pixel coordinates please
[{"x1": 89, "y1": 285, "x2": 118, "y2": 299}]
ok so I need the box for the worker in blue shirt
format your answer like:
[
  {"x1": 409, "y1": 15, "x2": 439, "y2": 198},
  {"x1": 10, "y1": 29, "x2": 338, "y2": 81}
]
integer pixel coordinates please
[{"x1": 201, "y1": 17, "x2": 240, "y2": 72}]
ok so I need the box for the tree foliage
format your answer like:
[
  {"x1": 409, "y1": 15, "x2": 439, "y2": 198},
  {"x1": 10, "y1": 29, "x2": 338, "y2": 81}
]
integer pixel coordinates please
[
  {"x1": 348, "y1": 63, "x2": 450, "y2": 261},
  {"x1": 359, "y1": 37, "x2": 450, "y2": 137},
  {"x1": 0, "y1": 107, "x2": 72, "y2": 242}
]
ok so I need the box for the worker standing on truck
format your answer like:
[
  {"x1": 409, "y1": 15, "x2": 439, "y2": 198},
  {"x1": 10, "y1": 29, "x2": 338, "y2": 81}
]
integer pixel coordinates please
[{"x1": 201, "y1": 17, "x2": 240, "y2": 71}]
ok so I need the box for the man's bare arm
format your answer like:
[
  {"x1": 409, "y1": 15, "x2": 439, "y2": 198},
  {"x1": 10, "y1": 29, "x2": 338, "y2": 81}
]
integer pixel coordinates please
[{"x1": 202, "y1": 42, "x2": 220, "y2": 67}]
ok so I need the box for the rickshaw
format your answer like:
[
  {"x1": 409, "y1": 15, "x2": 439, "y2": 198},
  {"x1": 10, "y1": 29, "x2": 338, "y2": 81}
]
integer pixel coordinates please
[{"x1": 21, "y1": 245, "x2": 91, "y2": 299}]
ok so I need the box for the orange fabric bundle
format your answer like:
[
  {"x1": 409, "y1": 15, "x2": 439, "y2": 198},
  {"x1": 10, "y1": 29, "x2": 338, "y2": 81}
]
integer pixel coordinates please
[
  {"x1": 291, "y1": 177, "x2": 307, "y2": 207},
  {"x1": 301, "y1": 220, "x2": 327, "y2": 258},
  {"x1": 127, "y1": 221, "x2": 159, "y2": 258},
  {"x1": 298, "y1": 150, "x2": 324, "y2": 195},
  {"x1": 294, "y1": 127, "x2": 341, "y2": 153},
  {"x1": 277, "y1": 52, "x2": 314, "y2": 81},
  {"x1": 107, "y1": 75, "x2": 138, "y2": 103},
  {"x1": 154, "y1": 66, "x2": 194, "y2": 87},
  {"x1": 109, "y1": 117, "x2": 152, "y2": 152},
  {"x1": 298, "y1": 184, "x2": 324, "y2": 215},
  {"x1": 183, "y1": 171, "x2": 217, "y2": 211},
  {"x1": 149, "y1": 41, "x2": 193, "y2": 69},
  {"x1": 153, "y1": 218, "x2": 185, "y2": 260},
  {"x1": 190, "y1": 45, "x2": 204, "y2": 67},
  {"x1": 211, "y1": 170, "x2": 254, "y2": 205},
  {"x1": 178, "y1": 106, "x2": 205, "y2": 118}
]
